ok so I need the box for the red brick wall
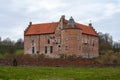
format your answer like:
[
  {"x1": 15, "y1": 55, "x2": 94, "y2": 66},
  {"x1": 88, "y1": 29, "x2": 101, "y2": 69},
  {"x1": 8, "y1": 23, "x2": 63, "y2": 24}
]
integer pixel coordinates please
[
  {"x1": 24, "y1": 35, "x2": 40, "y2": 54},
  {"x1": 60, "y1": 29, "x2": 82, "y2": 55},
  {"x1": 24, "y1": 22, "x2": 99, "y2": 58},
  {"x1": 81, "y1": 34, "x2": 99, "y2": 58},
  {"x1": 24, "y1": 29, "x2": 99, "y2": 58},
  {"x1": 24, "y1": 34, "x2": 55, "y2": 55}
]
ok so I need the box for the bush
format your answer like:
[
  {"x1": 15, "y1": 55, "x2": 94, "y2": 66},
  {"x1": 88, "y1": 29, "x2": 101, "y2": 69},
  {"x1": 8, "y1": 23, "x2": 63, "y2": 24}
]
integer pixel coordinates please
[
  {"x1": 96, "y1": 53, "x2": 120, "y2": 64},
  {"x1": 59, "y1": 54, "x2": 68, "y2": 59},
  {"x1": 68, "y1": 54, "x2": 79, "y2": 59},
  {"x1": 38, "y1": 54, "x2": 46, "y2": 59},
  {"x1": 107, "y1": 50, "x2": 114, "y2": 54},
  {"x1": 13, "y1": 58, "x2": 17, "y2": 66}
]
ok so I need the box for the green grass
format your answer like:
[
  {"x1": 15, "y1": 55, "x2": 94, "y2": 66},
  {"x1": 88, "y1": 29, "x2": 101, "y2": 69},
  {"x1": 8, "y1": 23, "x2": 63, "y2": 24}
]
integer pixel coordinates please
[
  {"x1": 0, "y1": 49, "x2": 23, "y2": 58},
  {"x1": 15, "y1": 49, "x2": 23, "y2": 55},
  {"x1": 0, "y1": 67, "x2": 120, "y2": 80}
]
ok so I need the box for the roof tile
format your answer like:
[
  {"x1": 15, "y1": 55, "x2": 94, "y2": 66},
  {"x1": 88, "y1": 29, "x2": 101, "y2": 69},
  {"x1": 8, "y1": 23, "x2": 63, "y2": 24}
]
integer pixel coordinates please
[{"x1": 25, "y1": 22, "x2": 97, "y2": 36}]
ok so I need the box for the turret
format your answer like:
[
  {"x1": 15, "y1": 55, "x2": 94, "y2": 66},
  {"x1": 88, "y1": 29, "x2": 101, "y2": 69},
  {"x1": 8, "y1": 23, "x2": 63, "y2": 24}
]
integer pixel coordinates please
[{"x1": 68, "y1": 16, "x2": 78, "y2": 28}]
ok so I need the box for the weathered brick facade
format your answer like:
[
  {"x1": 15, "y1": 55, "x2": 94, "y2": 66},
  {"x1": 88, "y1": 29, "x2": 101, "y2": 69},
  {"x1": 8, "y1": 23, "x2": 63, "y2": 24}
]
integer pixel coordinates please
[{"x1": 24, "y1": 15, "x2": 99, "y2": 58}]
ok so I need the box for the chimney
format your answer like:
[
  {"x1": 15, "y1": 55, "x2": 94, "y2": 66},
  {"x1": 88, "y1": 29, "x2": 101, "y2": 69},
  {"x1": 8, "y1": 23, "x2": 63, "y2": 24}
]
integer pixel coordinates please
[
  {"x1": 88, "y1": 20, "x2": 92, "y2": 27},
  {"x1": 89, "y1": 23, "x2": 92, "y2": 27},
  {"x1": 29, "y1": 22, "x2": 32, "y2": 26}
]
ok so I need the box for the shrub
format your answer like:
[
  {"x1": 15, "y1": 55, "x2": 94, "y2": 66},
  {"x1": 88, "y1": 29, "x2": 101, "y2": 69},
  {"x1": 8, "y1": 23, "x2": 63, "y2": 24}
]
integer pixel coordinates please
[
  {"x1": 12, "y1": 58, "x2": 17, "y2": 66},
  {"x1": 68, "y1": 54, "x2": 79, "y2": 59},
  {"x1": 38, "y1": 54, "x2": 46, "y2": 59},
  {"x1": 59, "y1": 54, "x2": 68, "y2": 59},
  {"x1": 107, "y1": 50, "x2": 114, "y2": 54},
  {"x1": 96, "y1": 53, "x2": 120, "y2": 64}
]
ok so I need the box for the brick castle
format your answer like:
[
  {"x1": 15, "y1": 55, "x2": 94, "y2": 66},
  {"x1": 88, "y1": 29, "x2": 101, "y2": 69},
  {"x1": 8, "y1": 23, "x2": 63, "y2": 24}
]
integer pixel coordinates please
[{"x1": 24, "y1": 15, "x2": 99, "y2": 58}]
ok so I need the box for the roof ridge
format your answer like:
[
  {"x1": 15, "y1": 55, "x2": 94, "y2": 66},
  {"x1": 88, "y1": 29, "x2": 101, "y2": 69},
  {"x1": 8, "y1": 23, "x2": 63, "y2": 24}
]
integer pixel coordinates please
[
  {"x1": 25, "y1": 20, "x2": 98, "y2": 36},
  {"x1": 31, "y1": 22, "x2": 59, "y2": 25},
  {"x1": 76, "y1": 22, "x2": 89, "y2": 27}
]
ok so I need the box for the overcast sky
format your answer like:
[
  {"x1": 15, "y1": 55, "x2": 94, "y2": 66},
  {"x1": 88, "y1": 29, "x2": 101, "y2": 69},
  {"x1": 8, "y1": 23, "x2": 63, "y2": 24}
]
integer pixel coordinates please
[{"x1": 0, "y1": 0, "x2": 120, "y2": 41}]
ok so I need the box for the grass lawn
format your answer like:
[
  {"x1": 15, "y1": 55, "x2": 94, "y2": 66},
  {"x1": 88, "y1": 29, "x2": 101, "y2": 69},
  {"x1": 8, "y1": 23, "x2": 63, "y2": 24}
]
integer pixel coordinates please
[
  {"x1": 0, "y1": 49, "x2": 23, "y2": 58},
  {"x1": 0, "y1": 67, "x2": 120, "y2": 80}
]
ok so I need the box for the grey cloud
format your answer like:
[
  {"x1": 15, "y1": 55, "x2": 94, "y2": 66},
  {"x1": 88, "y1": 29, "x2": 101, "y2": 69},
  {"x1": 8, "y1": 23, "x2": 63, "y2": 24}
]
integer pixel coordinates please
[{"x1": 0, "y1": 0, "x2": 120, "y2": 41}]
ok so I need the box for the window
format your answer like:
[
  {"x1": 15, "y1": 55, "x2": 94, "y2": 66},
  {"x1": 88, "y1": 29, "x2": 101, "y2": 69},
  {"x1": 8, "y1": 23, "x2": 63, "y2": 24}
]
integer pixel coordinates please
[
  {"x1": 45, "y1": 46, "x2": 47, "y2": 53},
  {"x1": 59, "y1": 32, "x2": 61, "y2": 35},
  {"x1": 32, "y1": 40, "x2": 34, "y2": 45},
  {"x1": 77, "y1": 36, "x2": 80, "y2": 40},
  {"x1": 65, "y1": 36, "x2": 69, "y2": 40},
  {"x1": 93, "y1": 42, "x2": 94, "y2": 46},
  {"x1": 57, "y1": 39, "x2": 61, "y2": 44},
  {"x1": 84, "y1": 39, "x2": 88, "y2": 43},
  {"x1": 50, "y1": 46, "x2": 53, "y2": 53},
  {"x1": 32, "y1": 47, "x2": 34, "y2": 54},
  {"x1": 47, "y1": 39, "x2": 50, "y2": 44},
  {"x1": 58, "y1": 45, "x2": 61, "y2": 51},
  {"x1": 78, "y1": 46, "x2": 81, "y2": 50},
  {"x1": 65, "y1": 45, "x2": 69, "y2": 50},
  {"x1": 92, "y1": 39, "x2": 94, "y2": 46}
]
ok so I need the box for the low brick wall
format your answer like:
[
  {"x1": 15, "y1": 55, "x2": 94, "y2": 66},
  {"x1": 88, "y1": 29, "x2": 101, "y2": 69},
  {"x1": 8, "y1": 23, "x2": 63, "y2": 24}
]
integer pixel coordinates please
[{"x1": 0, "y1": 57, "x2": 100, "y2": 67}]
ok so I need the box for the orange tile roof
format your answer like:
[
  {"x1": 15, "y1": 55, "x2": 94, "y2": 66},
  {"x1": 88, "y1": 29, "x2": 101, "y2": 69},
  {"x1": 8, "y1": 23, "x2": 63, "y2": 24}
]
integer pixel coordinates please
[
  {"x1": 76, "y1": 23, "x2": 98, "y2": 36},
  {"x1": 25, "y1": 22, "x2": 98, "y2": 36},
  {"x1": 25, "y1": 22, "x2": 58, "y2": 35}
]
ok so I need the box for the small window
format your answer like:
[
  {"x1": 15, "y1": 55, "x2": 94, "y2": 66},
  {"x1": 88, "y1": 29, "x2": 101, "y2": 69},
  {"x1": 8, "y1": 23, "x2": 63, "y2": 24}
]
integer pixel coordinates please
[
  {"x1": 50, "y1": 46, "x2": 53, "y2": 53},
  {"x1": 59, "y1": 32, "x2": 61, "y2": 35},
  {"x1": 57, "y1": 39, "x2": 61, "y2": 44},
  {"x1": 47, "y1": 39, "x2": 50, "y2": 44},
  {"x1": 92, "y1": 39, "x2": 94, "y2": 46},
  {"x1": 92, "y1": 48, "x2": 93, "y2": 51},
  {"x1": 82, "y1": 39, "x2": 84, "y2": 43},
  {"x1": 32, "y1": 47, "x2": 34, "y2": 54},
  {"x1": 65, "y1": 36, "x2": 69, "y2": 40},
  {"x1": 58, "y1": 45, "x2": 61, "y2": 51},
  {"x1": 65, "y1": 45, "x2": 69, "y2": 50},
  {"x1": 77, "y1": 36, "x2": 80, "y2": 40},
  {"x1": 32, "y1": 40, "x2": 34, "y2": 45},
  {"x1": 78, "y1": 46, "x2": 81, "y2": 50},
  {"x1": 93, "y1": 42, "x2": 94, "y2": 46},
  {"x1": 82, "y1": 45, "x2": 84, "y2": 49},
  {"x1": 45, "y1": 46, "x2": 47, "y2": 53}
]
